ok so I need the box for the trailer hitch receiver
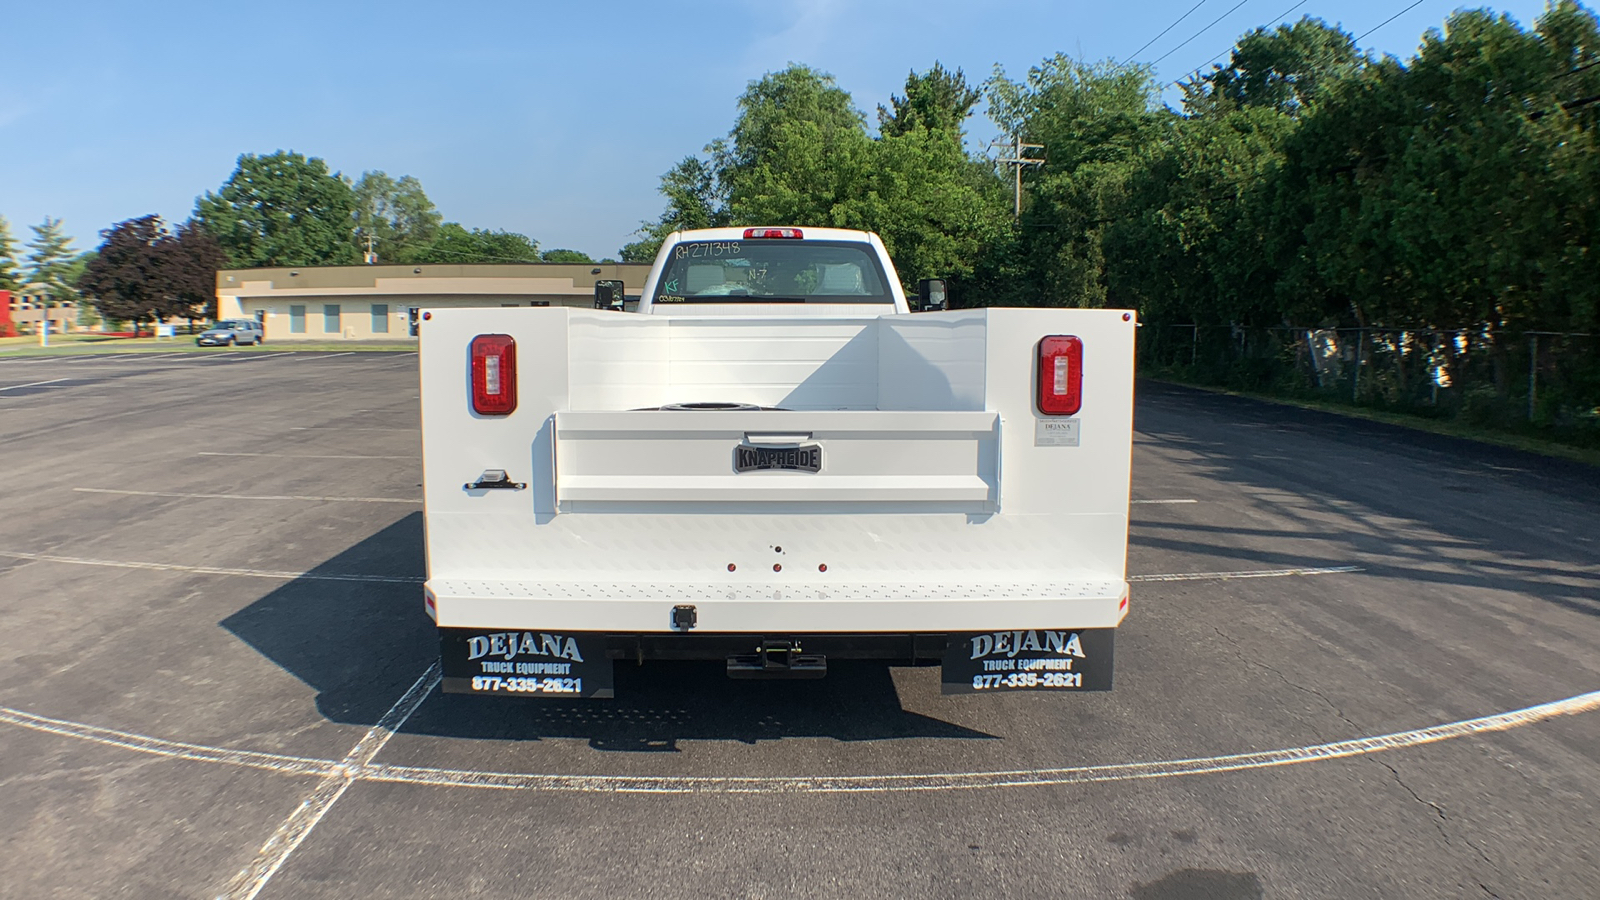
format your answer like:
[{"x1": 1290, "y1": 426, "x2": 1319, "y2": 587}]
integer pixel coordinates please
[{"x1": 727, "y1": 639, "x2": 827, "y2": 679}]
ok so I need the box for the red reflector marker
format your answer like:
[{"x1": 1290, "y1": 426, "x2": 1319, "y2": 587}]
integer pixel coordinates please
[
  {"x1": 1036, "y1": 335, "x2": 1083, "y2": 416},
  {"x1": 470, "y1": 334, "x2": 517, "y2": 416},
  {"x1": 743, "y1": 227, "x2": 804, "y2": 239}
]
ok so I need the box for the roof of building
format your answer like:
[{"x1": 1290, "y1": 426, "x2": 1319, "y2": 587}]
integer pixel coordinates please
[{"x1": 216, "y1": 262, "x2": 650, "y2": 294}]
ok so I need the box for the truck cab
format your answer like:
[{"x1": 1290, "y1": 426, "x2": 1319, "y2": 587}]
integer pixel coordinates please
[
  {"x1": 418, "y1": 227, "x2": 1135, "y2": 698},
  {"x1": 638, "y1": 227, "x2": 910, "y2": 317}
]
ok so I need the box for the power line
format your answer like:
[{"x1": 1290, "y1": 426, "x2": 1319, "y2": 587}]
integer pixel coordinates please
[
  {"x1": 1172, "y1": 0, "x2": 1310, "y2": 85},
  {"x1": 1354, "y1": 0, "x2": 1428, "y2": 43},
  {"x1": 1151, "y1": 0, "x2": 1254, "y2": 66},
  {"x1": 1126, "y1": 0, "x2": 1209, "y2": 61},
  {"x1": 1553, "y1": 58, "x2": 1600, "y2": 79}
]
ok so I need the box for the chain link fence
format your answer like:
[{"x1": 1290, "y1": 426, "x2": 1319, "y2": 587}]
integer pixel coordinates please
[{"x1": 1138, "y1": 324, "x2": 1600, "y2": 447}]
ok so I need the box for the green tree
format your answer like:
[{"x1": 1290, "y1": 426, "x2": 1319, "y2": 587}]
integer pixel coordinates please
[
  {"x1": 850, "y1": 65, "x2": 1010, "y2": 289},
  {"x1": 1262, "y1": 4, "x2": 1600, "y2": 339},
  {"x1": 414, "y1": 222, "x2": 540, "y2": 263},
  {"x1": 1104, "y1": 107, "x2": 1297, "y2": 325},
  {"x1": 620, "y1": 154, "x2": 728, "y2": 260},
  {"x1": 1181, "y1": 17, "x2": 1364, "y2": 116},
  {"x1": 987, "y1": 56, "x2": 1170, "y2": 174},
  {"x1": 352, "y1": 170, "x2": 442, "y2": 263},
  {"x1": 0, "y1": 216, "x2": 22, "y2": 292},
  {"x1": 627, "y1": 63, "x2": 1009, "y2": 288},
  {"x1": 25, "y1": 217, "x2": 80, "y2": 306},
  {"x1": 724, "y1": 65, "x2": 874, "y2": 225},
  {"x1": 981, "y1": 57, "x2": 1171, "y2": 307},
  {"x1": 193, "y1": 151, "x2": 360, "y2": 267},
  {"x1": 878, "y1": 62, "x2": 983, "y2": 136},
  {"x1": 625, "y1": 65, "x2": 873, "y2": 260},
  {"x1": 540, "y1": 248, "x2": 594, "y2": 263}
]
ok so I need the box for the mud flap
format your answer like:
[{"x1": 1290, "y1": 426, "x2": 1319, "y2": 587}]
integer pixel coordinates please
[
  {"x1": 440, "y1": 628, "x2": 614, "y2": 698},
  {"x1": 941, "y1": 628, "x2": 1114, "y2": 694}
]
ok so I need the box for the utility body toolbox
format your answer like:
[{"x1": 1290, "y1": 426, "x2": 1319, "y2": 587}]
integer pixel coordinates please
[{"x1": 418, "y1": 227, "x2": 1135, "y2": 698}]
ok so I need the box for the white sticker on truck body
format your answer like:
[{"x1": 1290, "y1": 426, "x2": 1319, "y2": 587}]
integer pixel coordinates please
[{"x1": 1035, "y1": 418, "x2": 1081, "y2": 447}]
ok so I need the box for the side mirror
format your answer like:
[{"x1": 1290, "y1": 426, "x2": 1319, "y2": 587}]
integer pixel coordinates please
[
  {"x1": 917, "y1": 279, "x2": 947, "y2": 312},
  {"x1": 594, "y1": 280, "x2": 625, "y2": 310}
]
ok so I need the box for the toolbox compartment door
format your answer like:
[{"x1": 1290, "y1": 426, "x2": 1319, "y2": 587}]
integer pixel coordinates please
[{"x1": 553, "y1": 409, "x2": 1000, "y2": 511}]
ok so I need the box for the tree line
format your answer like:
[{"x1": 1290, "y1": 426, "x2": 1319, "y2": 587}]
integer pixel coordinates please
[
  {"x1": 0, "y1": 216, "x2": 92, "y2": 310},
  {"x1": 626, "y1": 1, "x2": 1599, "y2": 414},
  {"x1": 0, "y1": 151, "x2": 600, "y2": 330}
]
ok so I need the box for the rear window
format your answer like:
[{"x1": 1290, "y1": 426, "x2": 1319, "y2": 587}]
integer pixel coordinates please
[{"x1": 654, "y1": 240, "x2": 892, "y2": 305}]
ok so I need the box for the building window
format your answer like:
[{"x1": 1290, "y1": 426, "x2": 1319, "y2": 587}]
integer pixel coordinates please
[
  {"x1": 323, "y1": 304, "x2": 341, "y2": 334},
  {"x1": 371, "y1": 303, "x2": 389, "y2": 333},
  {"x1": 289, "y1": 305, "x2": 306, "y2": 334}
]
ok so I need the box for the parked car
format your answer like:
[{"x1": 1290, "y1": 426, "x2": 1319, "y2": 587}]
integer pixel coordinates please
[{"x1": 196, "y1": 320, "x2": 264, "y2": 346}]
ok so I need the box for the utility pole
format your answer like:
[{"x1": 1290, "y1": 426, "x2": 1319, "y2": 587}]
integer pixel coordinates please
[{"x1": 995, "y1": 135, "x2": 1044, "y2": 219}]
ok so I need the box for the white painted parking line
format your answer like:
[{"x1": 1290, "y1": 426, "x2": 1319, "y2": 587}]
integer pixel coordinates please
[
  {"x1": 74, "y1": 351, "x2": 193, "y2": 362},
  {"x1": 1130, "y1": 499, "x2": 1199, "y2": 505},
  {"x1": 295, "y1": 351, "x2": 356, "y2": 360},
  {"x1": 72, "y1": 487, "x2": 420, "y2": 504},
  {"x1": 1, "y1": 682, "x2": 1595, "y2": 798},
  {"x1": 288, "y1": 425, "x2": 414, "y2": 431},
  {"x1": 0, "y1": 550, "x2": 423, "y2": 583},
  {"x1": 0, "y1": 377, "x2": 70, "y2": 392},
  {"x1": 197, "y1": 451, "x2": 417, "y2": 460},
  {"x1": 215, "y1": 662, "x2": 440, "y2": 900},
  {"x1": 1129, "y1": 565, "x2": 1362, "y2": 582}
]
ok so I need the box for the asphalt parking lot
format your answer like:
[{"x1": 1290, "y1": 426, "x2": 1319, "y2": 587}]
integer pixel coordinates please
[{"x1": 1, "y1": 349, "x2": 1597, "y2": 899}]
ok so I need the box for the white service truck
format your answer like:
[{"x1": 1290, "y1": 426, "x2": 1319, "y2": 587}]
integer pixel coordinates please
[{"x1": 418, "y1": 226, "x2": 1134, "y2": 698}]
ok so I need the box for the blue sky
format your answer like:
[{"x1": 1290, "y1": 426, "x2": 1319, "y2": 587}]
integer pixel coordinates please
[{"x1": 0, "y1": 0, "x2": 1561, "y2": 261}]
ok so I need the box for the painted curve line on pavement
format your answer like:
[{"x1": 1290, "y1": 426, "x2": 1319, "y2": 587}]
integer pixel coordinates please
[
  {"x1": 0, "y1": 705, "x2": 335, "y2": 778},
  {"x1": 1129, "y1": 565, "x2": 1362, "y2": 582},
  {"x1": 1, "y1": 686, "x2": 1595, "y2": 796}
]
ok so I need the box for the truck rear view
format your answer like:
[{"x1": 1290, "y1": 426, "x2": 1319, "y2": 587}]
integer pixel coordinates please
[{"x1": 418, "y1": 227, "x2": 1135, "y2": 698}]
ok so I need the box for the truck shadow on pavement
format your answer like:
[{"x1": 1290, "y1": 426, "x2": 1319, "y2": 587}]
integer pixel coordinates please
[
  {"x1": 221, "y1": 512, "x2": 994, "y2": 749},
  {"x1": 405, "y1": 659, "x2": 995, "y2": 751}
]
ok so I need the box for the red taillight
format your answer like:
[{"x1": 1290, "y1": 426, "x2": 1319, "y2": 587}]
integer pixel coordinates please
[
  {"x1": 1037, "y1": 335, "x2": 1083, "y2": 416},
  {"x1": 470, "y1": 334, "x2": 517, "y2": 416},
  {"x1": 743, "y1": 227, "x2": 804, "y2": 239}
]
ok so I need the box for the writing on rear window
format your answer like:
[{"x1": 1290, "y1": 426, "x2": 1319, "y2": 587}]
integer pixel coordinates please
[
  {"x1": 675, "y1": 242, "x2": 742, "y2": 259},
  {"x1": 654, "y1": 240, "x2": 892, "y2": 304}
]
